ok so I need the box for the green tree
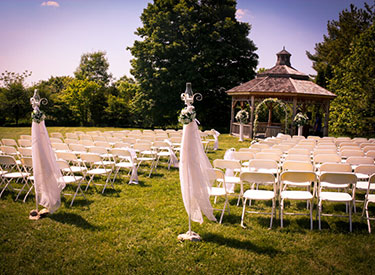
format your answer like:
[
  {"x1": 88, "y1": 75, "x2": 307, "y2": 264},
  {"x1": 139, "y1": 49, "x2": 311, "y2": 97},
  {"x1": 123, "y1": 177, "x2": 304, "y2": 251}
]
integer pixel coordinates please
[
  {"x1": 32, "y1": 76, "x2": 74, "y2": 125},
  {"x1": 328, "y1": 24, "x2": 375, "y2": 137},
  {"x1": 128, "y1": 0, "x2": 258, "y2": 129},
  {"x1": 307, "y1": 2, "x2": 374, "y2": 87},
  {"x1": 60, "y1": 79, "x2": 100, "y2": 126},
  {"x1": 74, "y1": 51, "x2": 112, "y2": 86},
  {"x1": 0, "y1": 70, "x2": 32, "y2": 125}
]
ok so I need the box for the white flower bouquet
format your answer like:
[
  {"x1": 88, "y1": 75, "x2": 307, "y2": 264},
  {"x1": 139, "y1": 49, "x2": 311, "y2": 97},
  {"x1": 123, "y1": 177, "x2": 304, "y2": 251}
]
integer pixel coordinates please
[
  {"x1": 293, "y1": 112, "x2": 308, "y2": 127},
  {"x1": 235, "y1": 110, "x2": 249, "y2": 124},
  {"x1": 31, "y1": 109, "x2": 46, "y2": 124},
  {"x1": 178, "y1": 106, "x2": 196, "y2": 125}
]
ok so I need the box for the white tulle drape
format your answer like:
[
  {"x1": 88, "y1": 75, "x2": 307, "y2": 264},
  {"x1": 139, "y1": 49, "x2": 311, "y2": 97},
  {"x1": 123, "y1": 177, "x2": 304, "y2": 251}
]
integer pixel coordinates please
[
  {"x1": 179, "y1": 120, "x2": 216, "y2": 224},
  {"x1": 32, "y1": 121, "x2": 65, "y2": 213}
]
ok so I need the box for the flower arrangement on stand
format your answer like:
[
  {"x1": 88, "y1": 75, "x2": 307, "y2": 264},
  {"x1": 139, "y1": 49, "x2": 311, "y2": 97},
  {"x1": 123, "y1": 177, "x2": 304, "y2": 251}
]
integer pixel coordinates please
[
  {"x1": 293, "y1": 112, "x2": 308, "y2": 136},
  {"x1": 31, "y1": 109, "x2": 46, "y2": 124},
  {"x1": 178, "y1": 106, "x2": 196, "y2": 125},
  {"x1": 235, "y1": 109, "x2": 249, "y2": 141}
]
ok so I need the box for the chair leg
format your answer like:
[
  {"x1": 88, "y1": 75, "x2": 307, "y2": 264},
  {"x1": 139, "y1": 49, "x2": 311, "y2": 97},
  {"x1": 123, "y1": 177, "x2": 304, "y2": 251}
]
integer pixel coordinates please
[
  {"x1": 365, "y1": 201, "x2": 371, "y2": 233},
  {"x1": 270, "y1": 198, "x2": 275, "y2": 229},
  {"x1": 310, "y1": 199, "x2": 313, "y2": 230},
  {"x1": 240, "y1": 198, "x2": 247, "y2": 228},
  {"x1": 349, "y1": 201, "x2": 352, "y2": 232},
  {"x1": 219, "y1": 198, "x2": 227, "y2": 224},
  {"x1": 318, "y1": 200, "x2": 322, "y2": 230},
  {"x1": 280, "y1": 199, "x2": 284, "y2": 228}
]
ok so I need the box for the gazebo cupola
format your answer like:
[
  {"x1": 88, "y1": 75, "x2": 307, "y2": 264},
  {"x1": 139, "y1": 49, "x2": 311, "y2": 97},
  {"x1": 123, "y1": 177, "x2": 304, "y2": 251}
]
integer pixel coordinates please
[
  {"x1": 276, "y1": 47, "x2": 291, "y2": 66},
  {"x1": 225, "y1": 48, "x2": 337, "y2": 138}
]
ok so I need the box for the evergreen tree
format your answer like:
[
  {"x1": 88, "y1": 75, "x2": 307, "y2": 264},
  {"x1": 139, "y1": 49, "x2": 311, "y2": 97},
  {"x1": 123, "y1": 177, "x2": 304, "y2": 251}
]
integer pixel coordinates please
[
  {"x1": 307, "y1": 2, "x2": 374, "y2": 87},
  {"x1": 328, "y1": 24, "x2": 375, "y2": 137},
  {"x1": 128, "y1": 0, "x2": 258, "y2": 129}
]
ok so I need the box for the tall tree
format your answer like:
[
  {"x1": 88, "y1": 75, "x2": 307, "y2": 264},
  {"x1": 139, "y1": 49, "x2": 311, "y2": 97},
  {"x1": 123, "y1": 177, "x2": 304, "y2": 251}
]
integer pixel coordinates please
[
  {"x1": 0, "y1": 70, "x2": 32, "y2": 125},
  {"x1": 306, "y1": 2, "x2": 374, "y2": 87},
  {"x1": 74, "y1": 51, "x2": 112, "y2": 86},
  {"x1": 128, "y1": 0, "x2": 258, "y2": 129},
  {"x1": 328, "y1": 24, "x2": 375, "y2": 137}
]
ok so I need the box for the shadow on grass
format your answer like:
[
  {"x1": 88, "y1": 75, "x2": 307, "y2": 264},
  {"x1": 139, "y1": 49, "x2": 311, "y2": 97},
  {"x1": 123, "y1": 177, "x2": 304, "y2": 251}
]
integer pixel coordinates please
[
  {"x1": 61, "y1": 197, "x2": 93, "y2": 208},
  {"x1": 202, "y1": 232, "x2": 280, "y2": 256},
  {"x1": 49, "y1": 212, "x2": 101, "y2": 231}
]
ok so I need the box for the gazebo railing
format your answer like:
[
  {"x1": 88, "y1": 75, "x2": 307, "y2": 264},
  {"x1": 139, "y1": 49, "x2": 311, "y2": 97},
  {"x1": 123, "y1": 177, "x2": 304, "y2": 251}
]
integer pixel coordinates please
[{"x1": 231, "y1": 122, "x2": 284, "y2": 139}]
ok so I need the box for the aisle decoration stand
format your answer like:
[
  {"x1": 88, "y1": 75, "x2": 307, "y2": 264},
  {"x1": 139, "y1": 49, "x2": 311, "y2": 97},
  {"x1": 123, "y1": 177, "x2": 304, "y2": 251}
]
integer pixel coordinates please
[
  {"x1": 235, "y1": 110, "x2": 249, "y2": 142},
  {"x1": 294, "y1": 112, "x2": 308, "y2": 136},
  {"x1": 178, "y1": 83, "x2": 216, "y2": 241},
  {"x1": 29, "y1": 90, "x2": 65, "y2": 220}
]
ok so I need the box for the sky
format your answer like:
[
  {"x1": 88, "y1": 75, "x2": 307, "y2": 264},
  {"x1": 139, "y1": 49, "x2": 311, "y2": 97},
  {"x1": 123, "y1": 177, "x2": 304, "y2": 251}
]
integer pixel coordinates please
[{"x1": 0, "y1": 0, "x2": 370, "y2": 85}]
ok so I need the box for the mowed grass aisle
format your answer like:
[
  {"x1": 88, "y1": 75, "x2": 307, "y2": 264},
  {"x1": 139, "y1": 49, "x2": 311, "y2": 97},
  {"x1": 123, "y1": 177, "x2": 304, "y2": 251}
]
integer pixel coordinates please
[{"x1": 1, "y1": 127, "x2": 375, "y2": 274}]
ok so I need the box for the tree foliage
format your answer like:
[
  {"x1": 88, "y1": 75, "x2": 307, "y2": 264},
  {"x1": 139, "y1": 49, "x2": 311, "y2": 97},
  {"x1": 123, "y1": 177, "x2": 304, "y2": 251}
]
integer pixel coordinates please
[
  {"x1": 328, "y1": 24, "x2": 375, "y2": 137},
  {"x1": 128, "y1": 0, "x2": 258, "y2": 129},
  {"x1": 0, "y1": 70, "x2": 32, "y2": 125},
  {"x1": 307, "y1": 2, "x2": 375, "y2": 87},
  {"x1": 74, "y1": 51, "x2": 112, "y2": 86}
]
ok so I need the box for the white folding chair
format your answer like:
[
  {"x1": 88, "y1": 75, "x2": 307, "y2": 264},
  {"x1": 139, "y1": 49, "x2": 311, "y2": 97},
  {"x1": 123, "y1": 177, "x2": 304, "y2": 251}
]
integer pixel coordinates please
[
  {"x1": 111, "y1": 149, "x2": 138, "y2": 184},
  {"x1": 280, "y1": 171, "x2": 316, "y2": 230},
  {"x1": 240, "y1": 171, "x2": 277, "y2": 229},
  {"x1": 80, "y1": 153, "x2": 113, "y2": 194},
  {"x1": 207, "y1": 168, "x2": 230, "y2": 224},
  {"x1": 317, "y1": 172, "x2": 357, "y2": 232},
  {"x1": 364, "y1": 174, "x2": 375, "y2": 233},
  {"x1": 56, "y1": 160, "x2": 85, "y2": 207}
]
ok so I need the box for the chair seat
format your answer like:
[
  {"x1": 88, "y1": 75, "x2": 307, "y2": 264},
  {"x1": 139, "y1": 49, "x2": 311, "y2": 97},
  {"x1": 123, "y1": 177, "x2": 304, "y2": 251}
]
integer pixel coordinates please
[
  {"x1": 87, "y1": 168, "x2": 111, "y2": 175},
  {"x1": 209, "y1": 187, "x2": 226, "y2": 196},
  {"x1": 356, "y1": 173, "x2": 370, "y2": 180},
  {"x1": 367, "y1": 194, "x2": 375, "y2": 203},
  {"x1": 243, "y1": 189, "x2": 274, "y2": 200},
  {"x1": 219, "y1": 176, "x2": 240, "y2": 184},
  {"x1": 63, "y1": 166, "x2": 87, "y2": 173},
  {"x1": 319, "y1": 191, "x2": 352, "y2": 202},
  {"x1": 3, "y1": 172, "x2": 29, "y2": 178},
  {"x1": 282, "y1": 180, "x2": 311, "y2": 187},
  {"x1": 320, "y1": 182, "x2": 350, "y2": 189},
  {"x1": 356, "y1": 181, "x2": 375, "y2": 191},
  {"x1": 62, "y1": 175, "x2": 83, "y2": 184},
  {"x1": 281, "y1": 190, "x2": 313, "y2": 200},
  {"x1": 157, "y1": 152, "x2": 170, "y2": 157},
  {"x1": 115, "y1": 162, "x2": 134, "y2": 168}
]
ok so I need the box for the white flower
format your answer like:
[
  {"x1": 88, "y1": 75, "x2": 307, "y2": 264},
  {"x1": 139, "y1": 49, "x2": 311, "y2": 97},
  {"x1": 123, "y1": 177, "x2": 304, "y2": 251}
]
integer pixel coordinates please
[{"x1": 235, "y1": 110, "x2": 249, "y2": 124}]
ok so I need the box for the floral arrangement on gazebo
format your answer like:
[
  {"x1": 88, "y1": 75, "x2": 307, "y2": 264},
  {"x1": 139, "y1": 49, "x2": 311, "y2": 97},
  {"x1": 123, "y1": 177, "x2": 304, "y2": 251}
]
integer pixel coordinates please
[
  {"x1": 235, "y1": 109, "x2": 249, "y2": 141},
  {"x1": 294, "y1": 112, "x2": 309, "y2": 136}
]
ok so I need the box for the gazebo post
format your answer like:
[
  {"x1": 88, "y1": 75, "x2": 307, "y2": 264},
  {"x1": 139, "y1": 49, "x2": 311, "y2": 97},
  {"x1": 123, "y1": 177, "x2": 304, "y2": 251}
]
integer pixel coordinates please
[
  {"x1": 250, "y1": 95, "x2": 255, "y2": 139},
  {"x1": 292, "y1": 97, "x2": 297, "y2": 135},
  {"x1": 230, "y1": 98, "x2": 234, "y2": 135},
  {"x1": 324, "y1": 100, "x2": 330, "y2": 136}
]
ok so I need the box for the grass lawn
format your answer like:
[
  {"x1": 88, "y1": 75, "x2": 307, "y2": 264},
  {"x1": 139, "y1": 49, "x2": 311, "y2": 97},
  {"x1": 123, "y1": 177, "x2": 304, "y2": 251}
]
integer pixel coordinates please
[{"x1": 1, "y1": 127, "x2": 374, "y2": 274}]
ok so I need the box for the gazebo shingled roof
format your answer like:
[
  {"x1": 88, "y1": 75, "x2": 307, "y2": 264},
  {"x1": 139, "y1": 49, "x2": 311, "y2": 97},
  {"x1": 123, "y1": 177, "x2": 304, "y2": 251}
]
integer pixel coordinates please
[{"x1": 225, "y1": 48, "x2": 336, "y2": 138}]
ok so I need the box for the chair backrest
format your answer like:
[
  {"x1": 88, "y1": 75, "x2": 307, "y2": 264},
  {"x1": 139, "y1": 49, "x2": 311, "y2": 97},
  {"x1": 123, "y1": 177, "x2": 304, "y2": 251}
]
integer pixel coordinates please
[
  {"x1": 113, "y1": 142, "x2": 130, "y2": 149},
  {"x1": 320, "y1": 162, "x2": 352, "y2": 173},
  {"x1": 123, "y1": 138, "x2": 136, "y2": 145},
  {"x1": 18, "y1": 147, "x2": 32, "y2": 157},
  {"x1": 313, "y1": 149, "x2": 338, "y2": 156},
  {"x1": 319, "y1": 172, "x2": 357, "y2": 187},
  {"x1": 254, "y1": 152, "x2": 281, "y2": 162},
  {"x1": 89, "y1": 147, "x2": 108, "y2": 155},
  {"x1": 346, "y1": 156, "x2": 374, "y2": 166},
  {"x1": 80, "y1": 140, "x2": 95, "y2": 147},
  {"x1": 50, "y1": 132, "x2": 64, "y2": 139},
  {"x1": 80, "y1": 153, "x2": 101, "y2": 163},
  {"x1": 251, "y1": 143, "x2": 270, "y2": 149},
  {"x1": 354, "y1": 165, "x2": 375, "y2": 176},
  {"x1": 238, "y1": 147, "x2": 261, "y2": 153},
  {"x1": 0, "y1": 155, "x2": 17, "y2": 166},
  {"x1": 213, "y1": 159, "x2": 242, "y2": 170},
  {"x1": 282, "y1": 161, "x2": 314, "y2": 172},
  {"x1": 367, "y1": 151, "x2": 375, "y2": 159},
  {"x1": 261, "y1": 148, "x2": 283, "y2": 156},
  {"x1": 18, "y1": 139, "x2": 32, "y2": 148},
  {"x1": 231, "y1": 151, "x2": 254, "y2": 162},
  {"x1": 52, "y1": 143, "x2": 70, "y2": 151},
  {"x1": 94, "y1": 141, "x2": 111, "y2": 148},
  {"x1": 287, "y1": 148, "x2": 310, "y2": 155},
  {"x1": 248, "y1": 159, "x2": 278, "y2": 170},
  {"x1": 307, "y1": 136, "x2": 320, "y2": 140},
  {"x1": 50, "y1": 137, "x2": 63, "y2": 144},
  {"x1": 93, "y1": 136, "x2": 107, "y2": 142},
  {"x1": 56, "y1": 151, "x2": 78, "y2": 162},
  {"x1": 240, "y1": 171, "x2": 276, "y2": 191},
  {"x1": 133, "y1": 143, "x2": 152, "y2": 151},
  {"x1": 360, "y1": 143, "x2": 373, "y2": 149},
  {"x1": 66, "y1": 132, "x2": 79, "y2": 140},
  {"x1": 207, "y1": 168, "x2": 226, "y2": 191},
  {"x1": 111, "y1": 148, "x2": 132, "y2": 158},
  {"x1": 314, "y1": 154, "x2": 342, "y2": 164},
  {"x1": 20, "y1": 135, "x2": 32, "y2": 140},
  {"x1": 64, "y1": 138, "x2": 79, "y2": 145},
  {"x1": 1, "y1": 138, "x2": 18, "y2": 147},
  {"x1": 284, "y1": 154, "x2": 311, "y2": 162},
  {"x1": 21, "y1": 157, "x2": 33, "y2": 168},
  {"x1": 69, "y1": 144, "x2": 87, "y2": 153},
  {"x1": 1, "y1": 145, "x2": 18, "y2": 155},
  {"x1": 353, "y1": 137, "x2": 367, "y2": 143},
  {"x1": 79, "y1": 134, "x2": 93, "y2": 141},
  {"x1": 340, "y1": 150, "x2": 365, "y2": 158},
  {"x1": 363, "y1": 146, "x2": 375, "y2": 153},
  {"x1": 280, "y1": 171, "x2": 316, "y2": 184},
  {"x1": 272, "y1": 144, "x2": 292, "y2": 153}
]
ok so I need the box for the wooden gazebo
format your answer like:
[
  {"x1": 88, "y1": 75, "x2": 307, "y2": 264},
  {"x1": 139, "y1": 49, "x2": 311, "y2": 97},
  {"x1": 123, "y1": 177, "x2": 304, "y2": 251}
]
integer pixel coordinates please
[{"x1": 226, "y1": 48, "x2": 336, "y2": 139}]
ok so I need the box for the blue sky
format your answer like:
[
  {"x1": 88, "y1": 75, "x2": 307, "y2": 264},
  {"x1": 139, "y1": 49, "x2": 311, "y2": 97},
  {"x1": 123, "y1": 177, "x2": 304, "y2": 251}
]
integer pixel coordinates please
[{"x1": 0, "y1": 0, "x2": 370, "y2": 85}]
